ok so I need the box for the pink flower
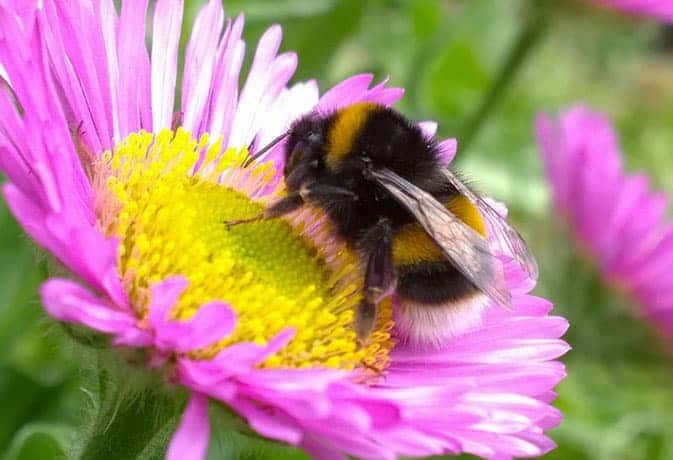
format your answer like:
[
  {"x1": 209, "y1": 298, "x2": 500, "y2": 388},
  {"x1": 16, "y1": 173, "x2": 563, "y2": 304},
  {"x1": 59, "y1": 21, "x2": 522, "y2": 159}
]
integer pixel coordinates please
[
  {"x1": 589, "y1": 0, "x2": 673, "y2": 23},
  {"x1": 537, "y1": 106, "x2": 673, "y2": 343},
  {"x1": 0, "y1": 1, "x2": 568, "y2": 459},
  {"x1": 179, "y1": 258, "x2": 568, "y2": 460}
]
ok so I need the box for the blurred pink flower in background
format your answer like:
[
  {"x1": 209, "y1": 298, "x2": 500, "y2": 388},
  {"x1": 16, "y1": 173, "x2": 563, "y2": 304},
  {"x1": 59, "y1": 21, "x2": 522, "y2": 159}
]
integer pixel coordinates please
[
  {"x1": 590, "y1": 0, "x2": 673, "y2": 23},
  {"x1": 537, "y1": 106, "x2": 673, "y2": 343},
  {"x1": 0, "y1": 1, "x2": 568, "y2": 458}
]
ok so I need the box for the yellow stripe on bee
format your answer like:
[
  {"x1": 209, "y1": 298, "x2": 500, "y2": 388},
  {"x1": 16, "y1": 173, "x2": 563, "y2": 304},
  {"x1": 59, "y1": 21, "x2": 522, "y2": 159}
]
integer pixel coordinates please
[
  {"x1": 326, "y1": 102, "x2": 379, "y2": 170},
  {"x1": 446, "y1": 195, "x2": 487, "y2": 237},
  {"x1": 392, "y1": 225, "x2": 444, "y2": 266},
  {"x1": 392, "y1": 195, "x2": 487, "y2": 266}
]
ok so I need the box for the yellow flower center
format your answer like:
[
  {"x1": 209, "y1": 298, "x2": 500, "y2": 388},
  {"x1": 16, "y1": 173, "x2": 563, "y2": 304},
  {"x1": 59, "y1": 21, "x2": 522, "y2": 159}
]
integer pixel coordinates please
[{"x1": 93, "y1": 129, "x2": 393, "y2": 372}]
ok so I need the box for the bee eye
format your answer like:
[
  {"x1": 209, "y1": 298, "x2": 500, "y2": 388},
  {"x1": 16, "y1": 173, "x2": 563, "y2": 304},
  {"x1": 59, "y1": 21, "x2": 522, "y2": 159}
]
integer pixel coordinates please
[{"x1": 307, "y1": 132, "x2": 322, "y2": 146}]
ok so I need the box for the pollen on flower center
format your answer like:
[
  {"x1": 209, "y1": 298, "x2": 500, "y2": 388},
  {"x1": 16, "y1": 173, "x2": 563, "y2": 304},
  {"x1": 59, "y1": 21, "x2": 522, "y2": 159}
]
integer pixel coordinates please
[{"x1": 92, "y1": 129, "x2": 393, "y2": 371}]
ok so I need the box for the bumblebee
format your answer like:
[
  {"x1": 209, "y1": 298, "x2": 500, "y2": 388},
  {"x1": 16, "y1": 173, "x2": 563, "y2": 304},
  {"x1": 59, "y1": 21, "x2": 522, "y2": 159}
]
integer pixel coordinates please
[{"x1": 236, "y1": 102, "x2": 538, "y2": 347}]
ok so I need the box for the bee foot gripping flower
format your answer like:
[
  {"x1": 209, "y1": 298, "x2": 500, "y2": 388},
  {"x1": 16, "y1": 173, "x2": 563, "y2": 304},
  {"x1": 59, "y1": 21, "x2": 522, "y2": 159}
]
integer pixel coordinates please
[{"x1": 0, "y1": 1, "x2": 568, "y2": 459}]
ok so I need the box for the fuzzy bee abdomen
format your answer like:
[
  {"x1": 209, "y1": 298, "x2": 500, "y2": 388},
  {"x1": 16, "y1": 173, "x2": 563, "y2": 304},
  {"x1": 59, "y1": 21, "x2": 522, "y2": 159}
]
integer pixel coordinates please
[
  {"x1": 390, "y1": 195, "x2": 490, "y2": 347},
  {"x1": 391, "y1": 219, "x2": 484, "y2": 305},
  {"x1": 395, "y1": 261, "x2": 480, "y2": 303},
  {"x1": 390, "y1": 194, "x2": 487, "y2": 268},
  {"x1": 393, "y1": 260, "x2": 489, "y2": 347}
]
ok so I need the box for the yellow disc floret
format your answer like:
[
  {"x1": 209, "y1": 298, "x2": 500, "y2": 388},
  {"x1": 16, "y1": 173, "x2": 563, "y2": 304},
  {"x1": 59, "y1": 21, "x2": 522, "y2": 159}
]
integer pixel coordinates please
[{"x1": 93, "y1": 129, "x2": 393, "y2": 372}]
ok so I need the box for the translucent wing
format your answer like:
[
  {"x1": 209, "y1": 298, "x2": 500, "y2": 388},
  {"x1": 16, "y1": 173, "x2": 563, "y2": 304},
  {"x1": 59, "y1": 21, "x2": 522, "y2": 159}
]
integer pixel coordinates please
[
  {"x1": 437, "y1": 168, "x2": 539, "y2": 281},
  {"x1": 369, "y1": 168, "x2": 511, "y2": 308}
]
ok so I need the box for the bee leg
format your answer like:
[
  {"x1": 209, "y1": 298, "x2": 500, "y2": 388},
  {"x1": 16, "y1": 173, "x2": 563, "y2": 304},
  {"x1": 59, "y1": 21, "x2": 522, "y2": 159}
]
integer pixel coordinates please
[
  {"x1": 268, "y1": 182, "x2": 358, "y2": 216},
  {"x1": 299, "y1": 184, "x2": 359, "y2": 202},
  {"x1": 265, "y1": 193, "x2": 305, "y2": 217},
  {"x1": 224, "y1": 194, "x2": 304, "y2": 227},
  {"x1": 355, "y1": 300, "x2": 377, "y2": 344},
  {"x1": 225, "y1": 184, "x2": 358, "y2": 228},
  {"x1": 355, "y1": 218, "x2": 395, "y2": 343},
  {"x1": 225, "y1": 184, "x2": 359, "y2": 227}
]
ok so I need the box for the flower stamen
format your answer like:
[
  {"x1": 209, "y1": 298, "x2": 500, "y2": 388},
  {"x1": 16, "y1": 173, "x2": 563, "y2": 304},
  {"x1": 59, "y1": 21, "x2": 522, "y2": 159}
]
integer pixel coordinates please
[{"x1": 93, "y1": 129, "x2": 394, "y2": 371}]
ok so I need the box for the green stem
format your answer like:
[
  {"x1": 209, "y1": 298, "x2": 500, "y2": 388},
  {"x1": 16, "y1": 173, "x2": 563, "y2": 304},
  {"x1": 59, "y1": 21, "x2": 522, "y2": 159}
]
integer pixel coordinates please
[
  {"x1": 76, "y1": 364, "x2": 184, "y2": 460},
  {"x1": 458, "y1": 3, "x2": 549, "y2": 152},
  {"x1": 60, "y1": 322, "x2": 110, "y2": 349}
]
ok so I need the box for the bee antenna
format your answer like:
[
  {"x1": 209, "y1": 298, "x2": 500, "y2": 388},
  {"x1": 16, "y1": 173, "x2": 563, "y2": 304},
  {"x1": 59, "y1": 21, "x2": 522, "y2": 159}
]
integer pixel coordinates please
[{"x1": 243, "y1": 132, "x2": 289, "y2": 167}]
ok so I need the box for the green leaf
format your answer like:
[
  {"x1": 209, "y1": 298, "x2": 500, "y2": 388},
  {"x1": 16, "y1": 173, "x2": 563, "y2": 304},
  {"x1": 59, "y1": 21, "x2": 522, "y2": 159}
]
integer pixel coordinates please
[
  {"x1": 0, "y1": 203, "x2": 45, "y2": 349},
  {"x1": 2, "y1": 423, "x2": 74, "y2": 460},
  {"x1": 0, "y1": 366, "x2": 73, "y2": 449},
  {"x1": 220, "y1": 0, "x2": 335, "y2": 20},
  {"x1": 207, "y1": 430, "x2": 308, "y2": 460},
  {"x1": 207, "y1": 404, "x2": 308, "y2": 460},
  {"x1": 273, "y1": 0, "x2": 366, "y2": 82},
  {"x1": 424, "y1": 39, "x2": 489, "y2": 122},
  {"x1": 75, "y1": 366, "x2": 185, "y2": 460},
  {"x1": 411, "y1": 0, "x2": 442, "y2": 40},
  {"x1": 0, "y1": 202, "x2": 78, "y2": 387}
]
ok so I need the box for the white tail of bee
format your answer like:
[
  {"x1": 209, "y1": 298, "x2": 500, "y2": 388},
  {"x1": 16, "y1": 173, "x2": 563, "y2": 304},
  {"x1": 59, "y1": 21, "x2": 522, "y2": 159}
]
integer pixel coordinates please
[{"x1": 394, "y1": 294, "x2": 489, "y2": 349}]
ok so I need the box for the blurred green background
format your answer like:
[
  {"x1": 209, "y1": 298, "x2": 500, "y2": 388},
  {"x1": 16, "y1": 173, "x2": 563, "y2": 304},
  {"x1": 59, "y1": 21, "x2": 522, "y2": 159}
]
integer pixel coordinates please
[{"x1": 3, "y1": 0, "x2": 673, "y2": 458}]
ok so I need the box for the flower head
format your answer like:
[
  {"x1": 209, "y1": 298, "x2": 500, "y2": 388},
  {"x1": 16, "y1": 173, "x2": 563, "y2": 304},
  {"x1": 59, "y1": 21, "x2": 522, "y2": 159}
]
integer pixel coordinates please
[
  {"x1": 589, "y1": 0, "x2": 673, "y2": 23},
  {"x1": 537, "y1": 106, "x2": 673, "y2": 343},
  {"x1": 1, "y1": 1, "x2": 568, "y2": 459}
]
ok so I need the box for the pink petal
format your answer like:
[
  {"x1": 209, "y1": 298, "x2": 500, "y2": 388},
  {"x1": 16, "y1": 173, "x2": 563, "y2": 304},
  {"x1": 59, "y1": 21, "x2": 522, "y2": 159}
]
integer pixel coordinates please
[
  {"x1": 147, "y1": 276, "x2": 189, "y2": 327},
  {"x1": 535, "y1": 113, "x2": 566, "y2": 211},
  {"x1": 228, "y1": 24, "x2": 286, "y2": 147},
  {"x1": 178, "y1": 328, "x2": 294, "y2": 388},
  {"x1": 437, "y1": 138, "x2": 457, "y2": 166},
  {"x1": 315, "y1": 73, "x2": 403, "y2": 112},
  {"x1": 301, "y1": 436, "x2": 347, "y2": 460},
  {"x1": 112, "y1": 327, "x2": 154, "y2": 348},
  {"x1": 2, "y1": 183, "x2": 50, "y2": 249},
  {"x1": 167, "y1": 392, "x2": 210, "y2": 460},
  {"x1": 417, "y1": 120, "x2": 437, "y2": 138},
  {"x1": 98, "y1": 0, "x2": 122, "y2": 141},
  {"x1": 39, "y1": 1, "x2": 114, "y2": 153},
  {"x1": 159, "y1": 301, "x2": 237, "y2": 353},
  {"x1": 251, "y1": 80, "x2": 320, "y2": 179},
  {"x1": 116, "y1": 0, "x2": 151, "y2": 136},
  {"x1": 237, "y1": 368, "x2": 347, "y2": 392},
  {"x1": 145, "y1": 276, "x2": 236, "y2": 352},
  {"x1": 40, "y1": 278, "x2": 137, "y2": 335},
  {"x1": 228, "y1": 397, "x2": 304, "y2": 445},
  {"x1": 42, "y1": 216, "x2": 127, "y2": 308},
  {"x1": 537, "y1": 105, "x2": 673, "y2": 343},
  {"x1": 0, "y1": 118, "x2": 42, "y2": 201},
  {"x1": 151, "y1": 0, "x2": 183, "y2": 132},
  {"x1": 363, "y1": 77, "x2": 405, "y2": 106},
  {"x1": 316, "y1": 73, "x2": 375, "y2": 111},
  {"x1": 229, "y1": 26, "x2": 297, "y2": 146},
  {"x1": 178, "y1": 342, "x2": 267, "y2": 387},
  {"x1": 591, "y1": 0, "x2": 673, "y2": 23},
  {"x1": 204, "y1": 15, "x2": 245, "y2": 141},
  {"x1": 180, "y1": 0, "x2": 223, "y2": 133}
]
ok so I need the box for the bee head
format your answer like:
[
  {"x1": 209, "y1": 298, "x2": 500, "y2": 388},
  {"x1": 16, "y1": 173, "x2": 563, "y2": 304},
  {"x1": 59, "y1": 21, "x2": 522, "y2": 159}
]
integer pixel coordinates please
[{"x1": 283, "y1": 113, "x2": 327, "y2": 191}]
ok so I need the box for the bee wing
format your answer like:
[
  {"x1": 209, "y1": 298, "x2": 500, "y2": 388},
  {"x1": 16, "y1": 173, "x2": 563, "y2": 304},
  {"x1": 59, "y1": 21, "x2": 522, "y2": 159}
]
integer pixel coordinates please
[
  {"x1": 437, "y1": 168, "x2": 539, "y2": 281},
  {"x1": 369, "y1": 168, "x2": 511, "y2": 308}
]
